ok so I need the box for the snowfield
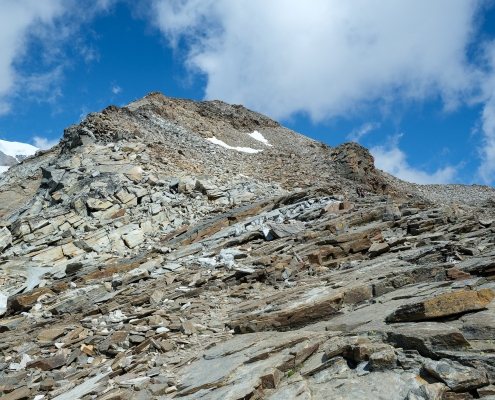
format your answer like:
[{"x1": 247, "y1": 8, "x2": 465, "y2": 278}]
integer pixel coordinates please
[
  {"x1": 207, "y1": 136, "x2": 261, "y2": 153},
  {"x1": 0, "y1": 139, "x2": 38, "y2": 160},
  {"x1": 248, "y1": 131, "x2": 272, "y2": 146}
]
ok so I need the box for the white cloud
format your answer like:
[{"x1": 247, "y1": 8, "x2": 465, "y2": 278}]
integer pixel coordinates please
[
  {"x1": 0, "y1": 0, "x2": 117, "y2": 114},
  {"x1": 112, "y1": 85, "x2": 122, "y2": 94},
  {"x1": 371, "y1": 135, "x2": 457, "y2": 184},
  {"x1": 347, "y1": 122, "x2": 380, "y2": 142},
  {"x1": 33, "y1": 136, "x2": 59, "y2": 150},
  {"x1": 0, "y1": 1, "x2": 66, "y2": 101},
  {"x1": 476, "y1": 42, "x2": 495, "y2": 184},
  {"x1": 151, "y1": 0, "x2": 480, "y2": 121}
]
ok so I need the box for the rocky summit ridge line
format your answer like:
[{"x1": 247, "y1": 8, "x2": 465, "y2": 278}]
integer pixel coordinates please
[{"x1": 0, "y1": 92, "x2": 495, "y2": 399}]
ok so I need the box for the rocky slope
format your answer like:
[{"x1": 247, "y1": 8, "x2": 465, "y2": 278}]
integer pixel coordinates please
[{"x1": 0, "y1": 92, "x2": 495, "y2": 400}]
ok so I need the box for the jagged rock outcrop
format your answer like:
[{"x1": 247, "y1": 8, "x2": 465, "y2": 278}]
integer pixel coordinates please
[
  {"x1": 0, "y1": 93, "x2": 494, "y2": 399},
  {"x1": 331, "y1": 142, "x2": 390, "y2": 194}
]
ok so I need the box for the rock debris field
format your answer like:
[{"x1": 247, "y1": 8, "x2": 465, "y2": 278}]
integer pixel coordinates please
[{"x1": 0, "y1": 92, "x2": 495, "y2": 399}]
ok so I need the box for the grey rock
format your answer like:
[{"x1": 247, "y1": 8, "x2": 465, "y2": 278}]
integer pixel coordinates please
[{"x1": 423, "y1": 358, "x2": 488, "y2": 392}]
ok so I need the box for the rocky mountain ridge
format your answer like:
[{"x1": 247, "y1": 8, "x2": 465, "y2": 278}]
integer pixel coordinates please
[{"x1": 0, "y1": 92, "x2": 495, "y2": 399}]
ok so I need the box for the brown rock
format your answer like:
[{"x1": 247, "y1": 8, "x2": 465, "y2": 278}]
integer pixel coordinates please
[
  {"x1": 386, "y1": 289, "x2": 495, "y2": 322},
  {"x1": 40, "y1": 377, "x2": 56, "y2": 391},
  {"x1": 31, "y1": 246, "x2": 65, "y2": 263},
  {"x1": 2, "y1": 386, "x2": 30, "y2": 400},
  {"x1": 339, "y1": 201, "x2": 352, "y2": 210},
  {"x1": 232, "y1": 288, "x2": 344, "y2": 333},
  {"x1": 9, "y1": 288, "x2": 54, "y2": 311},
  {"x1": 343, "y1": 284, "x2": 373, "y2": 304},
  {"x1": 340, "y1": 237, "x2": 372, "y2": 253},
  {"x1": 51, "y1": 281, "x2": 69, "y2": 293},
  {"x1": 81, "y1": 344, "x2": 94, "y2": 355},
  {"x1": 181, "y1": 320, "x2": 196, "y2": 335},
  {"x1": 446, "y1": 268, "x2": 471, "y2": 281},
  {"x1": 260, "y1": 368, "x2": 282, "y2": 389},
  {"x1": 323, "y1": 202, "x2": 340, "y2": 214},
  {"x1": 111, "y1": 208, "x2": 126, "y2": 219},
  {"x1": 367, "y1": 242, "x2": 390, "y2": 257},
  {"x1": 27, "y1": 354, "x2": 65, "y2": 370},
  {"x1": 37, "y1": 328, "x2": 65, "y2": 343}
]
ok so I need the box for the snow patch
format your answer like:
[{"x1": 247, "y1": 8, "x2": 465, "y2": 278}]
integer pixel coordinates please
[
  {"x1": 0, "y1": 139, "x2": 38, "y2": 160},
  {"x1": 0, "y1": 166, "x2": 9, "y2": 174},
  {"x1": 207, "y1": 136, "x2": 261, "y2": 153},
  {"x1": 248, "y1": 131, "x2": 272, "y2": 146}
]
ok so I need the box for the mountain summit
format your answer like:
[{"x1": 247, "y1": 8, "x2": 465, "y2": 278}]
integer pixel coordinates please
[{"x1": 0, "y1": 92, "x2": 494, "y2": 399}]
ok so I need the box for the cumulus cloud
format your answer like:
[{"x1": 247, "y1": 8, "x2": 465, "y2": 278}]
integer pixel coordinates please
[
  {"x1": 475, "y1": 41, "x2": 495, "y2": 184},
  {"x1": 347, "y1": 122, "x2": 380, "y2": 142},
  {"x1": 33, "y1": 136, "x2": 60, "y2": 150},
  {"x1": 0, "y1": 0, "x2": 117, "y2": 114},
  {"x1": 371, "y1": 135, "x2": 457, "y2": 184},
  {"x1": 0, "y1": 1, "x2": 66, "y2": 106},
  {"x1": 151, "y1": 0, "x2": 479, "y2": 120}
]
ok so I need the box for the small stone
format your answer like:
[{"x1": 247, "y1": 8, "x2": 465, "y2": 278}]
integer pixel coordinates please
[
  {"x1": 40, "y1": 377, "x2": 56, "y2": 390},
  {"x1": 369, "y1": 348, "x2": 397, "y2": 371},
  {"x1": 122, "y1": 229, "x2": 144, "y2": 248},
  {"x1": 148, "y1": 383, "x2": 169, "y2": 396},
  {"x1": 159, "y1": 340, "x2": 175, "y2": 351},
  {"x1": 129, "y1": 335, "x2": 146, "y2": 344},
  {"x1": 150, "y1": 289, "x2": 164, "y2": 305},
  {"x1": 260, "y1": 368, "x2": 282, "y2": 389},
  {"x1": 180, "y1": 320, "x2": 196, "y2": 335},
  {"x1": 367, "y1": 242, "x2": 390, "y2": 257}
]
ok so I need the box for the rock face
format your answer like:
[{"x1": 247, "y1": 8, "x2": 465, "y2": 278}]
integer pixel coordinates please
[
  {"x1": 0, "y1": 92, "x2": 495, "y2": 399},
  {"x1": 331, "y1": 142, "x2": 389, "y2": 194}
]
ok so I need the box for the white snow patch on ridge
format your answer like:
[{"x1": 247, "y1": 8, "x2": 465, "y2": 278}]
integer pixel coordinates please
[
  {"x1": 248, "y1": 131, "x2": 272, "y2": 146},
  {"x1": 207, "y1": 137, "x2": 261, "y2": 153},
  {"x1": 0, "y1": 139, "x2": 38, "y2": 159},
  {"x1": 0, "y1": 166, "x2": 9, "y2": 174}
]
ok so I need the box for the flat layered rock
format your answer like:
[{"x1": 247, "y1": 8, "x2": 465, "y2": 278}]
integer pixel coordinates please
[
  {"x1": 386, "y1": 288, "x2": 495, "y2": 322},
  {"x1": 386, "y1": 322, "x2": 470, "y2": 358},
  {"x1": 424, "y1": 358, "x2": 488, "y2": 392},
  {"x1": 228, "y1": 286, "x2": 344, "y2": 333}
]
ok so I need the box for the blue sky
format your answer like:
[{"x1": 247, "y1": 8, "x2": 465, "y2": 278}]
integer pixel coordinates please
[{"x1": 1, "y1": 1, "x2": 495, "y2": 186}]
